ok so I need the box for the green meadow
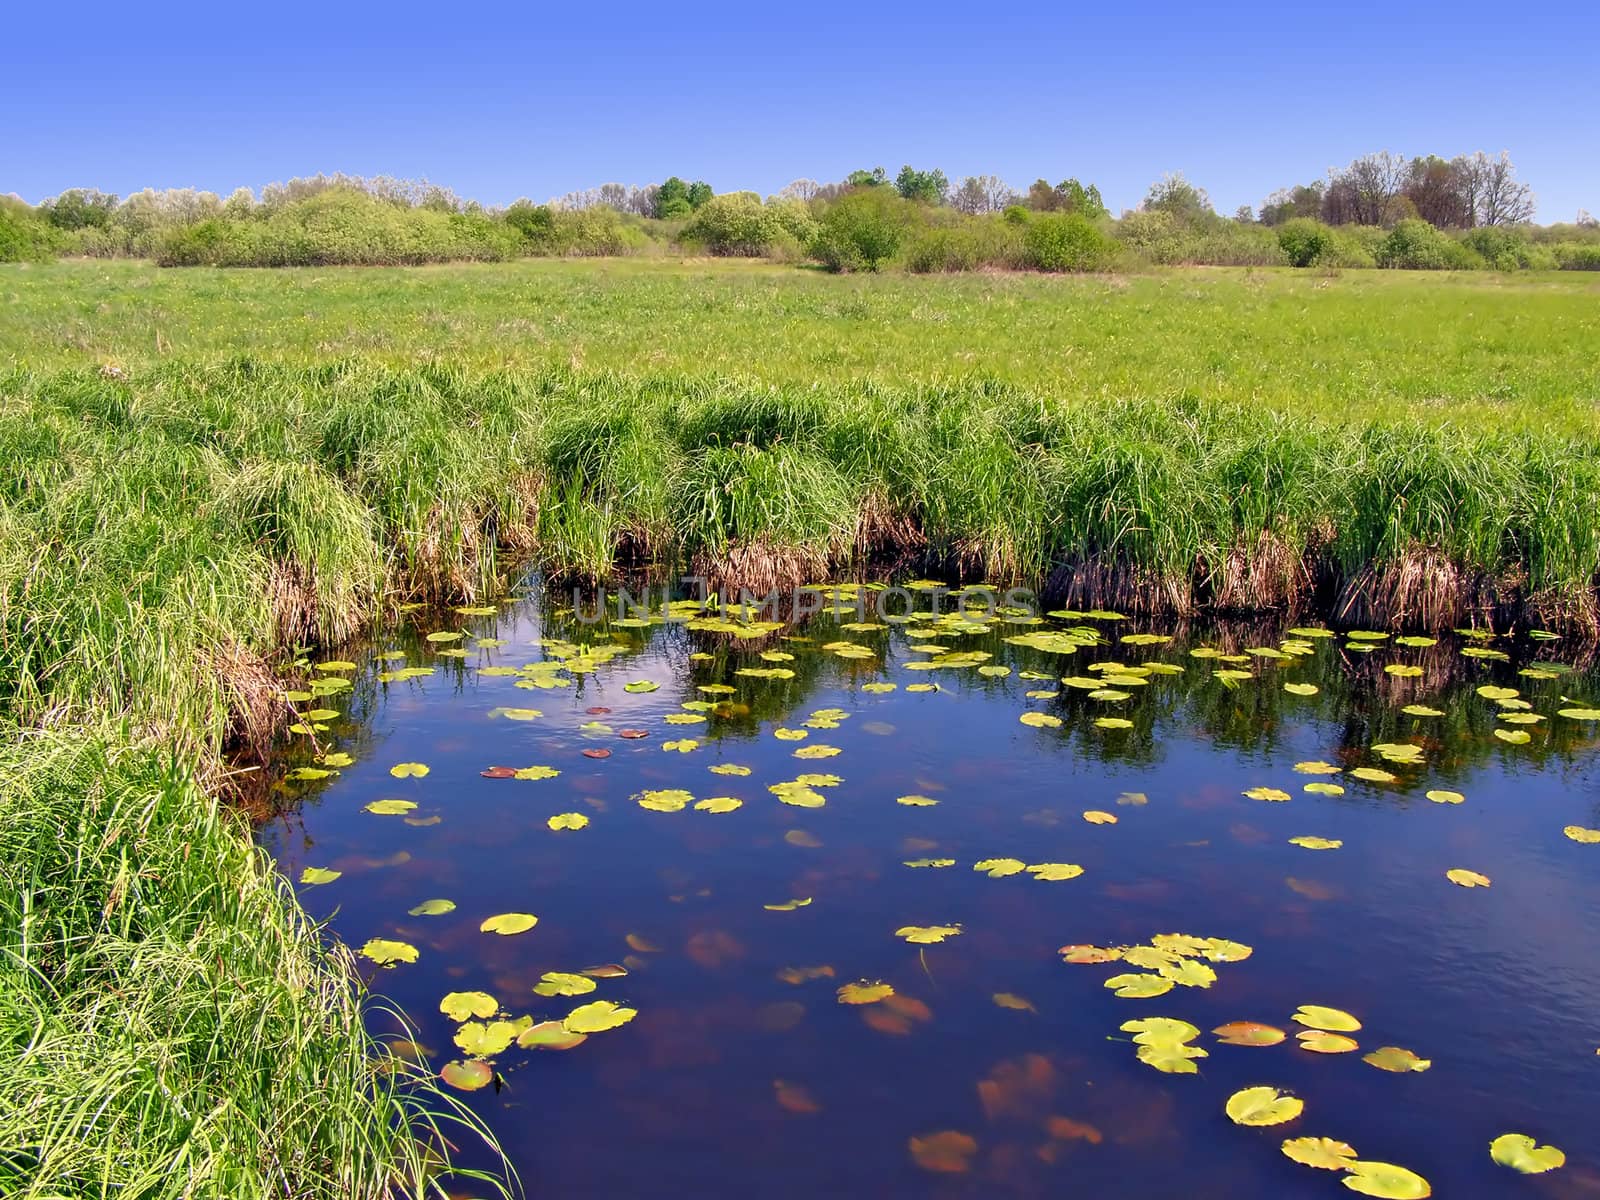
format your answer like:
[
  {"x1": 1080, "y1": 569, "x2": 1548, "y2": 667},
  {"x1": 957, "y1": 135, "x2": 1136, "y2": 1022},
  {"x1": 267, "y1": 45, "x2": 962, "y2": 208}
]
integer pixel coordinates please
[{"x1": 2, "y1": 256, "x2": 1599, "y2": 1197}]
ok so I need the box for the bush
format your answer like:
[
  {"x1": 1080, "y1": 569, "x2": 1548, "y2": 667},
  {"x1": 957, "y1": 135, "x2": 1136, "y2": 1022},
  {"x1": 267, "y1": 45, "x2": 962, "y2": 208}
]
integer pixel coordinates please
[
  {"x1": 0, "y1": 198, "x2": 63, "y2": 262},
  {"x1": 1378, "y1": 219, "x2": 1484, "y2": 270},
  {"x1": 503, "y1": 201, "x2": 559, "y2": 251},
  {"x1": 1552, "y1": 243, "x2": 1600, "y2": 270},
  {"x1": 811, "y1": 189, "x2": 913, "y2": 272},
  {"x1": 155, "y1": 188, "x2": 520, "y2": 266},
  {"x1": 1278, "y1": 218, "x2": 1337, "y2": 267},
  {"x1": 682, "y1": 194, "x2": 818, "y2": 257},
  {"x1": 1021, "y1": 213, "x2": 1116, "y2": 272},
  {"x1": 903, "y1": 219, "x2": 1022, "y2": 273}
]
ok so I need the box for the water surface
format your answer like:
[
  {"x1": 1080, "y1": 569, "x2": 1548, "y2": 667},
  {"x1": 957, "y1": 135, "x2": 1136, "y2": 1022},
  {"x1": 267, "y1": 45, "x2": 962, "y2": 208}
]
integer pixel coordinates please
[{"x1": 259, "y1": 583, "x2": 1600, "y2": 1198}]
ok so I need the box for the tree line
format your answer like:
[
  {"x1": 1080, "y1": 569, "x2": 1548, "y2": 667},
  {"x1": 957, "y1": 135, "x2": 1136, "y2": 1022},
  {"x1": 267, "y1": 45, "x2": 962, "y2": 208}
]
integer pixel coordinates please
[{"x1": 3, "y1": 152, "x2": 1595, "y2": 271}]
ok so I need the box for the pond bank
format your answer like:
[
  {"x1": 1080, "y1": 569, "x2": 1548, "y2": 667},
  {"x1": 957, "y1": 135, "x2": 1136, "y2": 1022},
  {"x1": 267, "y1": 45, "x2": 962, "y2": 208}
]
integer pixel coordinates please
[{"x1": 2, "y1": 356, "x2": 1597, "y2": 1194}]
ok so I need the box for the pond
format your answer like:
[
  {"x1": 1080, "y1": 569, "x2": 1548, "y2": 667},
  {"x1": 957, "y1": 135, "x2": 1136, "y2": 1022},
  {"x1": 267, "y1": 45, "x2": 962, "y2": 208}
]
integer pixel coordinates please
[{"x1": 259, "y1": 580, "x2": 1600, "y2": 1199}]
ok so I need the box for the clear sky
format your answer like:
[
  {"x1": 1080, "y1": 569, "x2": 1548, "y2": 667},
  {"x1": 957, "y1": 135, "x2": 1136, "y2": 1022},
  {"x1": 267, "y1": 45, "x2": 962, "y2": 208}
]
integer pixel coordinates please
[{"x1": 6, "y1": 1, "x2": 1597, "y2": 221}]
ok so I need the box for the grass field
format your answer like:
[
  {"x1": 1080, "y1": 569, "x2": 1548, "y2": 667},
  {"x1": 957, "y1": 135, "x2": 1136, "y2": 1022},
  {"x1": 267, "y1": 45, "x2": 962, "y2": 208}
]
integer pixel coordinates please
[
  {"x1": 2, "y1": 257, "x2": 1598, "y2": 1197},
  {"x1": 5, "y1": 259, "x2": 1599, "y2": 428}
]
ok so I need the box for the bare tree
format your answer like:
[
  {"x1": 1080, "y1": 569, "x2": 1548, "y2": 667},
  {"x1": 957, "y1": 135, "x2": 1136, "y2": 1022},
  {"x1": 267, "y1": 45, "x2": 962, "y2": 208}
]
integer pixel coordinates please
[
  {"x1": 951, "y1": 175, "x2": 1013, "y2": 214},
  {"x1": 775, "y1": 179, "x2": 821, "y2": 202},
  {"x1": 1341, "y1": 152, "x2": 1407, "y2": 225},
  {"x1": 1468, "y1": 151, "x2": 1535, "y2": 226}
]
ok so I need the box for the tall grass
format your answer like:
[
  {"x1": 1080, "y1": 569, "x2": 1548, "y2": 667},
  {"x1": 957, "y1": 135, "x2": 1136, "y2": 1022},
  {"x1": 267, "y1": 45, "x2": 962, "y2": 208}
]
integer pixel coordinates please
[{"x1": 0, "y1": 728, "x2": 505, "y2": 1198}]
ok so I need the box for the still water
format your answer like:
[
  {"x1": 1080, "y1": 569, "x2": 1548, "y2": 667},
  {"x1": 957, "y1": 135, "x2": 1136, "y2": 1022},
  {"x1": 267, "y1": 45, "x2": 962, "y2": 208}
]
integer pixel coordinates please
[{"x1": 259, "y1": 582, "x2": 1600, "y2": 1199}]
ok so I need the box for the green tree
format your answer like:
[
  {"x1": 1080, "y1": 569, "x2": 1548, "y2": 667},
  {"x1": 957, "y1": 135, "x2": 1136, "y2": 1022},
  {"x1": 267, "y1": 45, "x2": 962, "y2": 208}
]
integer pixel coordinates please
[
  {"x1": 43, "y1": 188, "x2": 118, "y2": 230},
  {"x1": 894, "y1": 165, "x2": 949, "y2": 205},
  {"x1": 686, "y1": 180, "x2": 713, "y2": 209},
  {"x1": 844, "y1": 167, "x2": 888, "y2": 189},
  {"x1": 654, "y1": 177, "x2": 690, "y2": 219}
]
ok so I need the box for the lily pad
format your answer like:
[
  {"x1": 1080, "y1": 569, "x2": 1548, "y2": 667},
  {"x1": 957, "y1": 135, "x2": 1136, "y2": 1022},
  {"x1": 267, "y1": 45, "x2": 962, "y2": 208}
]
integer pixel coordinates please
[
  {"x1": 1488, "y1": 1132, "x2": 1565, "y2": 1174},
  {"x1": 479, "y1": 912, "x2": 538, "y2": 936},
  {"x1": 1340, "y1": 1160, "x2": 1432, "y2": 1198},
  {"x1": 1225, "y1": 1086, "x2": 1304, "y2": 1127}
]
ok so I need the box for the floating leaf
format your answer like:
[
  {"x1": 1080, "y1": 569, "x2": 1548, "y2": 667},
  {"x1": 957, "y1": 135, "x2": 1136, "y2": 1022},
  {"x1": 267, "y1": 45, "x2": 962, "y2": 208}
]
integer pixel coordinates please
[
  {"x1": 1494, "y1": 728, "x2": 1531, "y2": 745},
  {"x1": 1350, "y1": 767, "x2": 1398, "y2": 783},
  {"x1": 1446, "y1": 868, "x2": 1491, "y2": 888},
  {"x1": 896, "y1": 924, "x2": 961, "y2": 944},
  {"x1": 388, "y1": 762, "x2": 430, "y2": 778},
  {"x1": 1341, "y1": 1160, "x2": 1432, "y2": 1198},
  {"x1": 1289, "y1": 836, "x2": 1343, "y2": 850},
  {"x1": 563, "y1": 1000, "x2": 637, "y2": 1034},
  {"x1": 1425, "y1": 789, "x2": 1464, "y2": 805},
  {"x1": 1214, "y1": 1021, "x2": 1286, "y2": 1046},
  {"x1": 440, "y1": 991, "x2": 498, "y2": 1021},
  {"x1": 1295, "y1": 761, "x2": 1343, "y2": 775},
  {"x1": 534, "y1": 972, "x2": 597, "y2": 997},
  {"x1": 1402, "y1": 704, "x2": 1445, "y2": 717},
  {"x1": 1060, "y1": 944, "x2": 1124, "y2": 964},
  {"x1": 896, "y1": 794, "x2": 938, "y2": 807},
  {"x1": 1557, "y1": 707, "x2": 1600, "y2": 721},
  {"x1": 440, "y1": 1060, "x2": 493, "y2": 1091},
  {"x1": 582, "y1": 963, "x2": 629, "y2": 978},
  {"x1": 299, "y1": 867, "x2": 341, "y2": 885},
  {"x1": 638, "y1": 788, "x2": 692, "y2": 812},
  {"x1": 1281, "y1": 1137, "x2": 1359, "y2": 1170},
  {"x1": 1104, "y1": 973, "x2": 1174, "y2": 998},
  {"x1": 695, "y1": 796, "x2": 742, "y2": 814},
  {"x1": 837, "y1": 981, "x2": 894, "y2": 1005},
  {"x1": 514, "y1": 765, "x2": 560, "y2": 780},
  {"x1": 359, "y1": 938, "x2": 419, "y2": 966},
  {"x1": 993, "y1": 992, "x2": 1037, "y2": 1013},
  {"x1": 1136, "y1": 1041, "x2": 1208, "y2": 1073},
  {"x1": 364, "y1": 798, "x2": 416, "y2": 815},
  {"x1": 1245, "y1": 787, "x2": 1291, "y2": 802},
  {"x1": 965, "y1": 859, "x2": 1028, "y2": 883},
  {"x1": 1082, "y1": 810, "x2": 1118, "y2": 824},
  {"x1": 1294, "y1": 1005, "x2": 1362, "y2": 1032},
  {"x1": 1157, "y1": 958, "x2": 1217, "y2": 988},
  {"x1": 1489, "y1": 1133, "x2": 1565, "y2": 1175},
  {"x1": 908, "y1": 1130, "x2": 978, "y2": 1174},
  {"x1": 479, "y1": 912, "x2": 538, "y2": 936},
  {"x1": 1297, "y1": 1030, "x2": 1360, "y2": 1053},
  {"x1": 1019, "y1": 711, "x2": 1062, "y2": 729},
  {"x1": 1026, "y1": 862, "x2": 1085, "y2": 882},
  {"x1": 1363, "y1": 1046, "x2": 1431, "y2": 1073},
  {"x1": 1284, "y1": 683, "x2": 1320, "y2": 696},
  {"x1": 662, "y1": 738, "x2": 700, "y2": 753},
  {"x1": 547, "y1": 812, "x2": 589, "y2": 831},
  {"x1": 623, "y1": 680, "x2": 660, "y2": 693},
  {"x1": 709, "y1": 763, "x2": 751, "y2": 776},
  {"x1": 407, "y1": 898, "x2": 455, "y2": 916},
  {"x1": 488, "y1": 707, "x2": 542, "y2": 721},
  {"x1": 764, "y1": 897, "x2": 812, "y2": 911},
  {"x1": 1563, "y1": 825, "x2": 1600, "y2": 843},
  {"x1": 1304, "y1": 782, "x2": 1346, "y2": 795},
  {"x1": 793, "y1": 744, "x2": 841, "y2": 759},
  {"x1": 773, "y1": 1079, "x2": 822, "y2": 1114},
  {"x1": 1225, "y1": 1086, "x2": 1304, "y2": 1127}
]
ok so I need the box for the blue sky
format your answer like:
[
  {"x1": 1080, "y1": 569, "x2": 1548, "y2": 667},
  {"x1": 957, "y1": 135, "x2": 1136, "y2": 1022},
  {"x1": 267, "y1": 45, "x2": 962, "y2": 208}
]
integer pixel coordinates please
[{"x1": 6, "y1": 2, "x2": 1597, "y2": 221}]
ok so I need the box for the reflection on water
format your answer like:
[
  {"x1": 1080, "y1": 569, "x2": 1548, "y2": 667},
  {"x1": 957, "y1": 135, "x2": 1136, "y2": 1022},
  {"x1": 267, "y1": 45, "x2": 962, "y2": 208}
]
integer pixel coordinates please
[{"x1": 258, "y1": 582, "x2": 1600, "y2": 1198}]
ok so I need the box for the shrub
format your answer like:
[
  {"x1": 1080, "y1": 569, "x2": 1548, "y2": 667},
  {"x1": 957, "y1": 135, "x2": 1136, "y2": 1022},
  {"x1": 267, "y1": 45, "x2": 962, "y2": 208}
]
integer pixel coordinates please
[
  {"x1": 1552, "y1": 243, "x2": 1600, "y2": 270},
  {"x1": 682, "y1": 194, "x2": 818, "y2": 257},
  {"x1": 1378, "y1": 219, "x2": 1484, "y2": 270},
  {"x1": 1115, "y1": 209, "x2": 1183, "y2": 263},
  {"x1": 1278, "y1": 218, "x2": 1338, "y2": 267},
  {"x1": 503, "y1": 201, "x2": 559, "y2": 251},
  {"x1": 903, "y1": 219, "x2": 1022, "y2": 273},
  {"x1": 811, "y1": 189, "x2": 913, "y2": 272},
  {"x1": 1021, "y1": 213, "x2": 1115, "y2": 272},
  {"x1": 0, "y1": 198, "x2": 63, "y2": 262}
]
